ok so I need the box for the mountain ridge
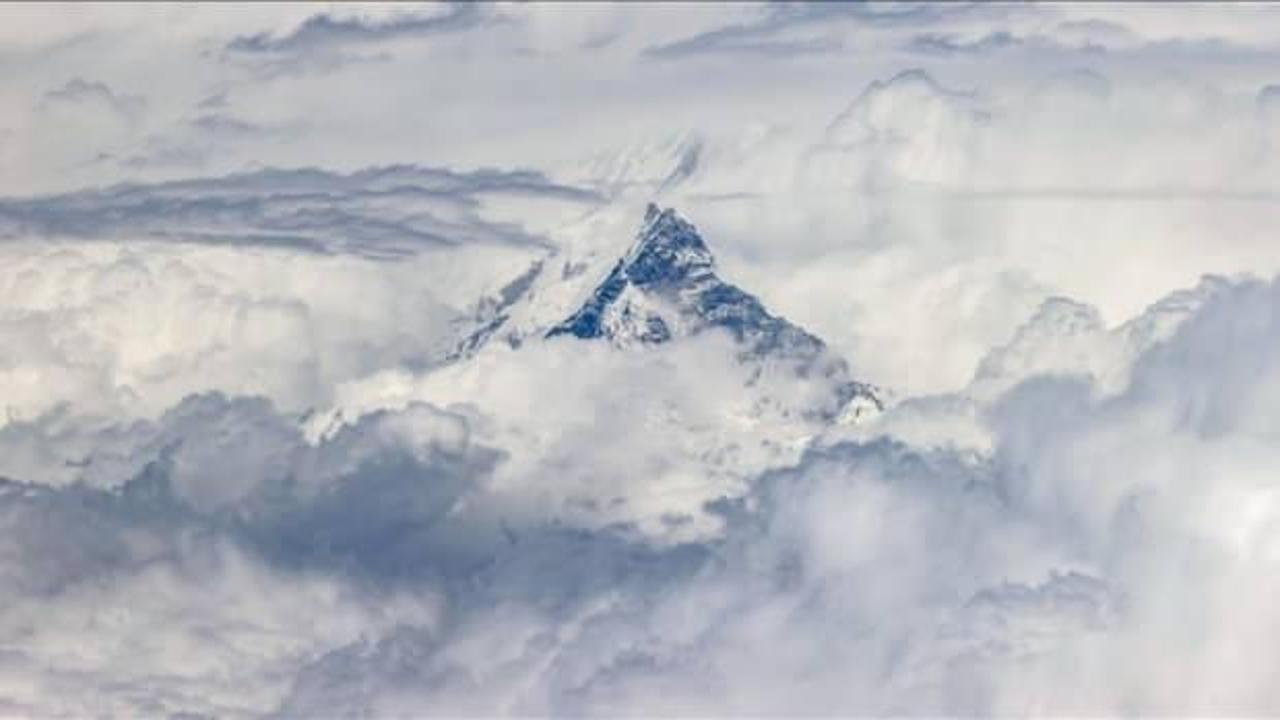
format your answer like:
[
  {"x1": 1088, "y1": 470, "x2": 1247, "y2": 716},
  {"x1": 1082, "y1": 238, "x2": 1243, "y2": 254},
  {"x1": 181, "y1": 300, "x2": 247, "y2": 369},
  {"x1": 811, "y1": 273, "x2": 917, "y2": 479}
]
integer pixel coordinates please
[
  {"x1": 455, "y1": 203, "x2": 882, "y2": 421},
  {"x1": 547, "y1": 205, "x2": 827, "y2": 361}
]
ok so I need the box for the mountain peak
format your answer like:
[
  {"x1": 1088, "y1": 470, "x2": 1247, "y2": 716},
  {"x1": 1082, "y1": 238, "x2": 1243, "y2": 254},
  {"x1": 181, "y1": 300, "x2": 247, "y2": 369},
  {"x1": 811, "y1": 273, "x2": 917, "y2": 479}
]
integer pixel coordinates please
[
  {"x1": 453, "y1": 204, "x2": 882, "y2": 421},
  {"x1": 547, "y1": 205, "x2": 822, "y2": 360},
  {"x1": 544, "y1": 204, "x2": 711, "y2": 344},
  {"x1": 643, "y1": 201, "x2": 662, "y2": 224},
  {"x1": 621, "y1": 204, "x2": 715, "y2": 288},
  {"x1": 544, "y1": 204, "x2": 881, "y2": 419}
]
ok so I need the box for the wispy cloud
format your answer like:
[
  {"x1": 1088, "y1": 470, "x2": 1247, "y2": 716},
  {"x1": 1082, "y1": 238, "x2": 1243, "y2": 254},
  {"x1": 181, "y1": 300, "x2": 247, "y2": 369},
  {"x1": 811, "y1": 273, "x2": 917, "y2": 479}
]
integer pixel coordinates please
[
  {"x1": 644, "y1": 2, "x2": 976, "y2": 59},
  {"x1": 0, "y1": 165, "x2": 598, "y2": 257},
  {"x1": 907, "y1": 30, "x2": 1028, "y2": 56},
  {"x1": 228, "y1": 3, "x2": 491, "y2": 55},
  {"x1": 40, "y1": 77, "x2": 146, "y2": 123}
]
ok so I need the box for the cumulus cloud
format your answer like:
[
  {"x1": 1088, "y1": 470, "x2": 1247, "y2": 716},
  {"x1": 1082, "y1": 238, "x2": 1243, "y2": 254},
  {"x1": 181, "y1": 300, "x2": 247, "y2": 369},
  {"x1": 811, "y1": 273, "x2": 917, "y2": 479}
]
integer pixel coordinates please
[
  {"x1": 3, "y1": 2, "x2": 1280, "y2": 716},
  {"x1": 565, "y1": 62, "x2": 1280, "y2": 397},
  {"x1": 0, "y1": 395, "x2": 477, "y2": 714},
  {"x1": 270, "y1": 271, "x2": 1280, "y2": 716},
  {"x1": 0, "y1": 162, "x2": 605, "y2": 427},
  {"x1": 16, "y1": 269, "x2": 1278, "y2": 714},
  {"x1": 0, "y1": 233, "x2": 1276, "y2": 716},
  {"x1": 0, "y1": 232, "x2": 533, "y2": 425}
]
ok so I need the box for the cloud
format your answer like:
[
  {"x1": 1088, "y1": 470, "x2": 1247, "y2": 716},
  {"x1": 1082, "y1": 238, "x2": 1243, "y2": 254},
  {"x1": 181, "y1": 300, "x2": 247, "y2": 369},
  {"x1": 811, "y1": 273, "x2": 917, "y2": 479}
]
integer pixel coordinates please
[
  {"x1": 0, "y1": 164, "x2": 596, "y2": 256},
  {"x1": 39, "y1": 77, "x2": 145, "y2": 124},
  {"x1": 970, "y1": 275, "x2": 1233, "y2": 399},
  {"x1": 1052, "y1": 17, "x2": 1138, "y2": 47},
  {"x1": 1259, "y1": 83, "x2": 1280, "y2": 122},
  {"x1": 0, "y1": 163, "x2": 600, "y2": 448},
  {"x1": 902, "y1": 18, "x2": 1139, "y2": 57},
  {"x1": 189, "y1": 112, "x2": 275, "y2": 138},
  {"x1": 643, "y1": 2, "x2": 977, "y2": 59},
  {"x1": 223, "y1": 3, "x2": 500, "y2": 77},
  {"x1": 278, "y1": 272, "x2": 1280, "y2": 715},
  {"x1": 647, "y1": 33, "x2": 844, "y2": 60},
  {"x1": 5, "y1": 4, "x2": 1280, "y2": 716},
  {"x1": 565, "y1": 63, "x2": 1280, "y2": 398},
  {"x1": 0, "y1": 234, "x2": 536, "y2": 425},
  {"x1": 195, "y1": 91, "x2": 229, "y2": 110},
  {"x1": 227, "y1": 3, "x2": 491, "y2": 55},
  {"x1": 907, "y1": 30, "x2": 1028, "y2": 56},
  {"x1": 0, "y1": 229, "x2": 1279, "y2": 714},
  {"x1": 24, "y1": 78, "x2": 151, "y2": 176},
  {"x1": 0, "y1": 395, "x2": 479, "y2": 714}
]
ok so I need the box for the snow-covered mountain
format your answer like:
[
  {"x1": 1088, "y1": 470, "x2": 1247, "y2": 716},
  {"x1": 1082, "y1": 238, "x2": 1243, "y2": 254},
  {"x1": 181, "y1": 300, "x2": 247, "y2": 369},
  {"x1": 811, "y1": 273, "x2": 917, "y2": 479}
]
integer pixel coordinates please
[
  {"x1": 548, "y1": 205, "x2": 818, "y2": 353},
  {"x1": 456, "y1": 203, "x2": 882, "y2": 422},
  {"x1": 310, "y1": 205, "x2": 885, "y2": 542}
]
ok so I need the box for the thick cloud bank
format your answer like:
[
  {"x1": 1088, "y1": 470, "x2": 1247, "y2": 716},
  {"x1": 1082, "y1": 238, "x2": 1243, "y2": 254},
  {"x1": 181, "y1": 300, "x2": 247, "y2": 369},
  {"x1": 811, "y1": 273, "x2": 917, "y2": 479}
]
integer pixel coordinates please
[
  {"x1": 4, "y1": 2, "x2": 1280, "y2": 716},
  {"x1": 4, "y1": 274, "x2": 1280, "y2": 715}
]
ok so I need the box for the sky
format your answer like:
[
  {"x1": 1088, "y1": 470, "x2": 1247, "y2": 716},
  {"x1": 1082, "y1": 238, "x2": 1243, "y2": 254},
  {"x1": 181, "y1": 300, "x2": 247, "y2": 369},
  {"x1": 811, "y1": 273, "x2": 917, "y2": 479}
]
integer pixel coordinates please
[{"x1": 4, "y1": 2, "x2": 1280, "y2": 715}]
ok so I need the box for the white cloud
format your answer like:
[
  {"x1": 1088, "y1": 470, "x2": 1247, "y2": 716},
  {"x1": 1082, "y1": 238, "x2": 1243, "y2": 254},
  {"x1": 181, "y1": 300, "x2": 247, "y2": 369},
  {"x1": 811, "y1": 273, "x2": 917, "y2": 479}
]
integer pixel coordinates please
[
  {"x1": 267, "y1": 272, "x2": 1280, "y2": 715},
  {"x1": 1, "y1": 262, "x2": 1277, "y2": 714},
  {"x1": 0, "y1": 165, "x2": 595, "y2": 427},
  {"x1": 601, "y1": 65, "x2": 1280, "y2": 395},
  {"x1": 2, "y1": 3, "x2": 1280, "y2": 716},
  {"x1": 0, "y1": 241, "x2": 458, "y2": 423}
]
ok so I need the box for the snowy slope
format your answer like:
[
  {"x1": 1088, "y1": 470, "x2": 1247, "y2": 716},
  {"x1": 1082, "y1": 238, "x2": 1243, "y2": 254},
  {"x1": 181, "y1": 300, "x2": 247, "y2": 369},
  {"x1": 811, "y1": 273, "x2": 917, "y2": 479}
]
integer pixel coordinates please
[
  {"x1": 455, "y1": 203, "x2": 881, "y2": 421},
  {"x1": 307, "y1": 205, "x2": 886, "y2": 541}
]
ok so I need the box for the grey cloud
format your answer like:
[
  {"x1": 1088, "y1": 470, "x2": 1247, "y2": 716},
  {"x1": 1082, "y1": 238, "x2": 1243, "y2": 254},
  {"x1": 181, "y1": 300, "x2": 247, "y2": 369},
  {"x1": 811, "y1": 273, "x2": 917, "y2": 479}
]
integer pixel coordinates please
[
  {"x1": 196, "y1": 92, "x2": 229, "y2": 110},
  {"x1": 0, "y1": 393, "x2": 501, "y2": 583},
  {"x1": 1032, "y1": 67, "x2": 1113, "y2": 103},
  {"x1": 39, "y1": 77, "x2": 146, "y2": 123},
  {"x1": 821, "y1": 68, "x2": 988, "y2": 152},
  {"x1": 227, "y1": 3, "x2": 491, "y2": 55},
  {"x1": 0, "y1": 386, "x2": 710, "y2": 713},
  {"x1": 1141, "y1": 36, "x2": 1273, "y2": 59},
  {"x1": 222, "y1": 3, "x2": 499, "y2": 78},
  {"x1": 266, "y1": 435, "x2": 1042, "y2": 716},
  {"x1": 644, "y1": 2, "x2": 983, "y2": 59},
  {"x1": 0, "y1": 400, "x2": 1079, "y2": 712},
  {"x1": 908, "y1": 31, "x2": 1029, "y2": 56},
  {"x1": 647, "y1": 33, "x2": 844, "y2": 60},
  {"x1": 190, "y1": 112, "x2": 276, "y2": 139},
  {"x1": 905, "y1": 18, "x2": 1138, "y2": 58},
  {"x1": 0, "y1": 164, "x2": 600, "y2": 258},
  {"x1": 1052, "y1": 18, "x2": 1136, "y2": 47},
  {"x1": 227, "y1": 46, "x2": 392, "y2": 81},
  {"x1": 905, "y1": 22, "x2": 1280, "y2": 64},
  {"x1": 1260, "y1": 84, "x2": 1280, "y2": 122},
  {"x1": 904, "y1": 23, "x2": 1144, "y2": 58},
  {"x1": 1121, "y1": 278, "x2": 1280, "y2": 436},
  {"x1": 4, "y1": 272, "x2": 1280, "y2": 713},
  {"x1": 579, "y1": 30, "x2": 621, "y2": 52},
  {"x1": 649, "y1": 4, "x2": 1278, "y2": 66},
  {"x1": 0, "y1": 464, "x2": 199, "y2": 596}
]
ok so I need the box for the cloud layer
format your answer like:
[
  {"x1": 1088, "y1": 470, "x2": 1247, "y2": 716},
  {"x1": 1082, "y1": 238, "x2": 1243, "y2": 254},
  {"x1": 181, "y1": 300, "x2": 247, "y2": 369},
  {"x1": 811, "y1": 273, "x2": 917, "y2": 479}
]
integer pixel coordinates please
[
  {"x1": 4, "y1": 273, "x2": 1280, "y2": 715},
  {"x1": 3, "y1": 2, "x2": 1280, "y2": 716}
]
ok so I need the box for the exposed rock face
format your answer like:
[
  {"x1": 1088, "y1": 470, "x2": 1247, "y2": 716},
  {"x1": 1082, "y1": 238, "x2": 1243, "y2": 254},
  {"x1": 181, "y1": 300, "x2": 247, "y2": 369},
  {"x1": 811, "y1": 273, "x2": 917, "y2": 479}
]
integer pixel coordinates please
[{"x1": 547, "y1": 204, "x2": 881, "y2": 419}]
